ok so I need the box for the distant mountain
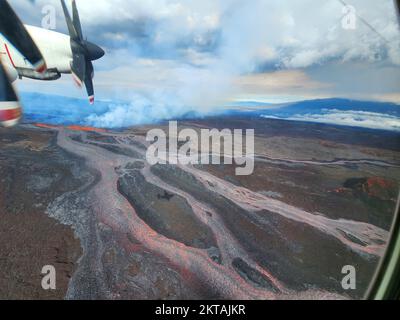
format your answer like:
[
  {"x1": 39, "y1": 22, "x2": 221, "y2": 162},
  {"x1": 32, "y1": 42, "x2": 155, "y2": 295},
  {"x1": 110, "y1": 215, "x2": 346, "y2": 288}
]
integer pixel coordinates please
[
  {"x1": 19, "y1": 92, "x2": 212, "y2": 128},
  {"x1": 226, "y1": 98, "x2": 400, "y2": 132},
  {"x1": 20, "y1": 92, "x2": 111, "y2": 125},
  {"x1": 227, "y1": 101, "x2": 274, "y2": 108},
  {"x1": 19, "y1": 92, "x2": 400, "y2": 131},
  {"x1": 272, "y1": 98, "x2": 400, "y2": 116},
  {"x1": 228, "y1": 98, "x2": 400, "y2": 116}
]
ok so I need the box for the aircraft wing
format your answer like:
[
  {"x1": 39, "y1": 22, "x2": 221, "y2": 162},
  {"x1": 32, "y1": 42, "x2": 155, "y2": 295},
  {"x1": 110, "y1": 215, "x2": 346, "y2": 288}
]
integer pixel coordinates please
[
  {"x1": 0, "y1": 0, "x2": 46, "y2": 127},
  {"x1": 0, "y1": 0, "x2": 46, "y2": 71}
]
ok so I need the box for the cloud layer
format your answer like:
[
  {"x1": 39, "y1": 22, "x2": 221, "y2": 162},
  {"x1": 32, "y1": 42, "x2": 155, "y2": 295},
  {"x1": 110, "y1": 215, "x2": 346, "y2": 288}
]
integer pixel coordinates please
[
  {"x1": 9, "y1": 0, "x2": 400, "y2": 120},
  {"x1": 15, "y1": 0, "x2": 398, "y2": 68},
  {"x1": 262, "y1": 109, "x2": 400, "y2": 132}
]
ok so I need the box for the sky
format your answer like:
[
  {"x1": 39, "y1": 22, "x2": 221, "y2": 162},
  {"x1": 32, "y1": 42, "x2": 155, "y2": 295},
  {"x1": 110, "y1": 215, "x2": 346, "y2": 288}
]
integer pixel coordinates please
[{"x1": 6, "y1": 0, "x2": 400, "y2": 126}]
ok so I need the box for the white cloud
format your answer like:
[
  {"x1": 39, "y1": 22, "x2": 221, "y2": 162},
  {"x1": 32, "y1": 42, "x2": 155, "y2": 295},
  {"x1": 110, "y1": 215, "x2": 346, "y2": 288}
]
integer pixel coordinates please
[
  {"x1": 11, "y1": 0, "x2": 400, "y2": 67},
  {"x1": 262, "y1": 109, "x2": 400, "y2": 131},
  {"x1": 8, "y1": 0, "x2": 400, "y2": 111}
]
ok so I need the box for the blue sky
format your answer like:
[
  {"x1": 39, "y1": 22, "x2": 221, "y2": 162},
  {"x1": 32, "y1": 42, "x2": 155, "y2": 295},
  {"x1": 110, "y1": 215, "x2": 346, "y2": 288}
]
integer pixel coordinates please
[{"x1": 7, "y1": 0, "x2": 400, "y2": 126}]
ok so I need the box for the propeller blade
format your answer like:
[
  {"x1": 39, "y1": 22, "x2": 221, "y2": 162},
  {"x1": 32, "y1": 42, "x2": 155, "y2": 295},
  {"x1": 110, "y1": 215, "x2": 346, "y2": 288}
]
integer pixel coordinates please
[
  {"x1": 0, "y1": 63, "x2": 22, "y2": 127},
  {"x1": 72, "y1": 0, "x2": 84, "y2": 41},
  {"x1": 60, "y1": 0, "x2": 79, "y2": 41},
  {"x1": 70, "y1": 52, "x2": 86, "y2": 87},
  {"x1": 61, "y1": 0, "x2": 104, "y2": 104},
  {"x1": 84, "y1": 60, "x2": 95, "y2": 104},
  {"x1": 0, "y1": 1, "x2": 46, "y2": 72}
]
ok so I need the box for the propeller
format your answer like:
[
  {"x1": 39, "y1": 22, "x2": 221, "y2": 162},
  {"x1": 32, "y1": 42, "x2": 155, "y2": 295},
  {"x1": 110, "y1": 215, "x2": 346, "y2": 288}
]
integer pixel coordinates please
[
  {"x1": 61, "y1": 0, "x2": 104, "y2": 104},
  {"x1": 0, "y1": 0, "x2": 46, "y2": 127},
  {"x1": 0, "y1": 1, "x2": 47, "y2": 72},
  {"x1": 0, "y1": 63, "x2": 21, "y2": 127}
]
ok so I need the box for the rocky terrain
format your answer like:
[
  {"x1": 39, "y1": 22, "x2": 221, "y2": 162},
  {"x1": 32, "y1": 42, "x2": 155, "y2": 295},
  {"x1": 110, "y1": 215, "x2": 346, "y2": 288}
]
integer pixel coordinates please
[{"x1": 0, "y1": 116, "x2": 399, "y2": 300}]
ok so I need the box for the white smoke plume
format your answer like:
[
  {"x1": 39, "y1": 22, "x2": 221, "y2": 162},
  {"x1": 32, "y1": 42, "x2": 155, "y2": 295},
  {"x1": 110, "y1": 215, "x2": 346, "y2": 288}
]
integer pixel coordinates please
[{"x1": 12, "y1": 0, "x2": 400, "y2": 127}]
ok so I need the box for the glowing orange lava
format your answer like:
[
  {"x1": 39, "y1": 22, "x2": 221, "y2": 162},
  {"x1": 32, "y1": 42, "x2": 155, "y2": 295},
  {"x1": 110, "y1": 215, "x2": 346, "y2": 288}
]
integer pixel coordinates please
[
  {"x1": 34, "y1": 123, "x2": 107, "y2": 133},
  {"x1": 66, "y1": 125, "x2": 107, "y2": 133},
  {"x1": 34, "y1": 123, "x2": 59, "y2": 129}
]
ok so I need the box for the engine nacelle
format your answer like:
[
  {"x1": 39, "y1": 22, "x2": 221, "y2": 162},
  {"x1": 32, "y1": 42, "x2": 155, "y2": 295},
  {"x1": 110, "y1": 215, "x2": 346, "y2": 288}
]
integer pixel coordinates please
[
  {"x1": 16, "y1": 67, "x2": 61, "y2": 81},
  {"x1": 1, "y1": 60, "x2": 18, "y2": 83}
]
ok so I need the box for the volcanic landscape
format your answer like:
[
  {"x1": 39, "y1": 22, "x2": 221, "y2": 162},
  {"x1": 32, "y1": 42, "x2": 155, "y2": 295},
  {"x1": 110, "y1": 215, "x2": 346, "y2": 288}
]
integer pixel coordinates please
[{"x1": 0, "y1": 116, "x2": 399, "y2": 300}]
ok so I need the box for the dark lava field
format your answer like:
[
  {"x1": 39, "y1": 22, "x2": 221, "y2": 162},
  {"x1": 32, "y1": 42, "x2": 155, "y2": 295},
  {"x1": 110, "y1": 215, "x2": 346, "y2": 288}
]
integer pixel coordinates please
[{"x1": 0, "y1": 117, "x2": 399, "y2": 299}]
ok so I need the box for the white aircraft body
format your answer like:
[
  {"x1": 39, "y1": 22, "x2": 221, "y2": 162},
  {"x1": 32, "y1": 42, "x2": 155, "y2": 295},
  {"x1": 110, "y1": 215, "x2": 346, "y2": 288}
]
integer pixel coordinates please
[
  {"x1": 0, "y1": 25, "x2": 72, "y2": 80},
  {"x1": 0, "y1": 22, "x2": 104, "y2": 105},
  {"x1": 0, "y1": 0, "x2": 105, "y2": 128}
]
